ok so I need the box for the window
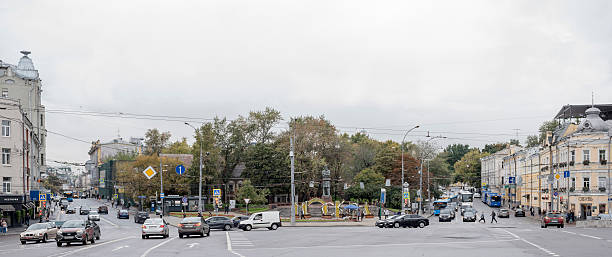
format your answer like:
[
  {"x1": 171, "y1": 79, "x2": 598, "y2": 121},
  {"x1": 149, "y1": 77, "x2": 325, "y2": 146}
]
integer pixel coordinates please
[
  {"x1": 599, "y1": 177, "x2": 607, "y2": 189},
  {"x1": 599, "y1": 150, "x2": 606, "y2": 162},
  {"x1": 1, "y1": 88, "x2": 7, "y2": 98},
  {"x1": 1, "y1": 120, "x2": 9, "y2": 137},
  {"x1": 571, "y1": 150, "x2": 575, "y2": 162},
  {"x1": 2, "y1": 177, "x2": 10, "y2": 193},
  {"x1": 40, "y1": 114, "x2": 43, "y2": 124},
  {"x1": 583, "y1": 177, "x2": 590, "y2": 189},
  {"x1": 571, "y1": 177, "x2": 576, "y2": 188},
  {"x1": 1, "y1": 148, "x2": 10, "y2": 164},
  {"x1": 41, "y1": 154, "x2": 44, "y2": 166},
  {"x1": 583, "y1": 150, "x2": 590, "y2": 162}
]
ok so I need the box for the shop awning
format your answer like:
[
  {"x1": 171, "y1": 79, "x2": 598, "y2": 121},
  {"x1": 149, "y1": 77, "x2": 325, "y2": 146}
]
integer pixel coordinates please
[{"x1": 0, "y1": 204, "x2": 16, "y2": 212}]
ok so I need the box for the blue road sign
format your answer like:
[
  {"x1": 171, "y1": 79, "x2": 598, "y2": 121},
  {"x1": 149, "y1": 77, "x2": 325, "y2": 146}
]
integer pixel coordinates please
[
  {"x1": 213, "y1": 189, "x2": 221, "y2": 197},
  {"x1": 138, "y1": 195, "x2": 147, "y2": 199},
  {"x1": 39, "y1": 194, "x2": 46, "y2": 201},
  {"x1": 176, "y1": 165, "x2": 186, "y2": 175},
  {"x1": 380, "y1": 188, "x2": 386, "y2": 204},
  {"x1": 564, "y1": 170, "x2": 570, "y2": 178},
  {"x1": 553, "y1": 192, "x2": 558, "y2": 197},
  {"x1": 182, "y1": 197, "x2": 188, "y2": 203},
  {"x1": 509, "y1": 177, "x2": 515, "y2": 184},
  {"x1": 160, "y1": 193, "x2": 165, "y2": 199}
]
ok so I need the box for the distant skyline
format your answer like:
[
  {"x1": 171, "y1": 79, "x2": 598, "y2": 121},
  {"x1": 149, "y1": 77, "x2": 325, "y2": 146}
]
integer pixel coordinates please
[{"x1": 1, "y1": 0, "x2": 611, "y2": 163}]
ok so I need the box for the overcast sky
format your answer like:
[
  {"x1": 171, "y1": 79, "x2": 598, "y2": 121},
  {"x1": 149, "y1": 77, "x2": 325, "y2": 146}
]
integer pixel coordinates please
[{"x1": 1, "y1": 0, "x2": 611, "y2": 164}]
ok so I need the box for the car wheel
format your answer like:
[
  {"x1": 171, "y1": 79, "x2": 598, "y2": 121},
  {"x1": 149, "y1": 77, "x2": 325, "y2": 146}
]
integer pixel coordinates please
[
  {"x1": 91, "y1": 237, "x2": 95, "y2": 244},
  {"x1": 201, "y1": 232, "x2": 205, "y2": 237},
  {"x1": 224, "y1": 224, "x2": 231, "y2": 231},
  {"x1": 83, "y1": 237, "x2": 88, "y2": 245},
  {"x1": 394, "y1": 222, "x2": 400, "y2": 228},
  {"x1": 96, "y1": 234, "x2": 100, "y2": 240},
  {"x1": 206, "y1": 231, "x2": 210, "y2": 237},
  {"x1": 419, "y1": 222, "x2": 425, "y2": 228},
  {"x1": 56, "y1": 242, "x2": 62, "y2": 247},
  {"x1": 142, "y1": 235, "x2": 146, "y2": 239},
  {"x1": 561, "y1": 224, "x2": 564, "y2": 228},
  {"x1": 21, "y1": 241, "x2": 26, "y2": 245},
  {"x1": 146, "y1": 235, "x2": 150, "y2": 239},
  {"x1": 179, "y1": 234, "x2": 183, "y2": 238}
]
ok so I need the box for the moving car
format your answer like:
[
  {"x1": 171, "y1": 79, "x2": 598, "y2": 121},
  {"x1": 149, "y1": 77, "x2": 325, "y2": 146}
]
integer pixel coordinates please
[
  {"x1": 439, "y1": 209, "x2": 453, "y2": 222},
  {"x1": 134, "y1": 211, "x2": 150, "y2": 224},
  {"x1": 449, "y1": 202, "x2": 458, "y2": 212},
  {"x1": 473, "y1": 192, "x2": 481, "y2": 198},
  {"x1": 141, "y1": 218, "x2": 169, "y2": 239},
  {"x1": 60, "y1": 199, "x2": 69, "y2": 210},
  {"x1": 98, "y1": 206, "x2": 108, "y2": 214},
  {"x1": 178, "y1": 217, "x2": 210, "y2": 238},
  {"x1": 20, "y1": 222, "x2": 58, "y2": 244},
  {"x1": 463, "y1": 208, "x2": 477, "y2": 216},
  {"x1": 66, "y1": 206, "x2": 76, "y2": 214},
  {"x1": 79, "y1": 206, "x2": 91, "y2": 215},
  {"x1": 55, "y1": 220, "x2": 96, "y2": 246},
  {"x1": 238, "y1": 211, "x2": 282, "y2": 231},
  {"x1": 376, "y1": 215, "x2": 403, "y2": 228},
  {"x1": 460, "y1": 202, "x2": 473, "y2": 215},
  {"x1": 88, "y1": 211, "x2": 100, "y2": 221},
  {"x1": 117, "y1": 209, "x2": 129, "y2": 219},
  {"x1": 232, "y1": 216, "x2": 250, "y2": 227},
  {"x1": 205, "y1": 216, "x2": 234, "y2": 231},
  {"x1": 514, "y1": 208, "x2": 526, "y2": 217},
  {"x1": 394, "y1": 214, "x2": 429, "y2": 228},
  {"x1": 498, "y1": 208, "x2": 510, "y2": 218},
  {"x1": 541, "y1": 212, "x2": 564, "y2": 228},
  {"x1": 463, "y1": 211, "x2": 476, "y2": 222}
]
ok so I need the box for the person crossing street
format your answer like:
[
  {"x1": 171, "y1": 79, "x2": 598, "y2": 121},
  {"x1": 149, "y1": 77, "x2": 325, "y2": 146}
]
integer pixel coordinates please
[
  {"x1": 490, "y1": 210, "x2": 498, "y2": 223},
  {"x1": 478, "y1": 213, "x2": 486, "y2": 223}
]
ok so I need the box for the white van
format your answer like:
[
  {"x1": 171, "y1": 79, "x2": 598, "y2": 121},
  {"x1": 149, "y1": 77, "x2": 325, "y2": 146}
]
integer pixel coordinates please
[{"x1": 238, "y1": 211, "x2": 282, "y2": 231}]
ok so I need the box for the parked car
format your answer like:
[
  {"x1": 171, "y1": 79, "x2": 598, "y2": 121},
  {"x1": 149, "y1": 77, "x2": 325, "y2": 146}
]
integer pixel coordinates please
[
  {"x1": 178, "y1": 217, "x2": 210, "y2": 238},
  {"x1": 98, "y1": 206, "x2": 108, "y2": 214},
  {"x1": 439, "y1": 209, "x2": 453, "y2": 222},
  {"x1": 88, "y1": 211, "x2": 100, "y2": 221},
  {"x1": 79, "y1": 206, "x2": 91, "y2": 215},
  {"x1": 20, "y1": 222, "x2": 58, "y2": 244},
  {"x1": 66, "y1": 206, "x2": 76, "y2": 214},
  {"x1": 498, "y1": 208, "x2": 510, "y2": 218},
  {"x1": 394, "y1": 214, "x2": 429, "y2": 228},
  {"x1": 141, "y1": 218, "x2": 169, "y2": 239},
  {"x1": 514, "y1": 208, "x2": 526, "y2": 217},
  {"x1": 596, "y1": 214, "x2": 612, "y2": 220},
  {"x1": 232, "y1": 216, "x2": 250, "y2": 227},
  {"x1": 473, "y1": 192, "x2": 481, "y2": 198},
  {"x1": 541, "y1": 212, "x2": 564, "y2": 228},
  {"x1": 463, "y1": 211, "x2": 476, "y2": 222},
  {"x1": 55, "y1": 220, "x2": 96, "y2": 246},
  {"x1": 117, "y1": 209, "x2": 129, "y2": 219},
  {"x1": 238, "y1": 211, "x2": 282, "y2": 231},
  {"x1": 135, "y1": 212, "x2": 150, "y2": 224},
  {"x1": 205, "y1": 216, "x2": 234, "y2": 231},
  {"x1": 376, "y1": 215, "x2": 404, "y2": 228}
]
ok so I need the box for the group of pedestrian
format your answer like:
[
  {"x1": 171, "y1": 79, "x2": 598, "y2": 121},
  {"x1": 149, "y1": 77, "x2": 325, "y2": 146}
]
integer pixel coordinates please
[{"x1": 477, "y1": 210, "x2": 498, "y2": 223}]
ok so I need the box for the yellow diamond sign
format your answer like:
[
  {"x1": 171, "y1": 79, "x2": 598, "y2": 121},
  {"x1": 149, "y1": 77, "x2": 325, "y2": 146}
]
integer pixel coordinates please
[
  {"x1": 143, "y1": 166, "x2": 157, "y2": 179},
  {"x1": 554, "y1": 173, "x2": 561, "y2": 180}
]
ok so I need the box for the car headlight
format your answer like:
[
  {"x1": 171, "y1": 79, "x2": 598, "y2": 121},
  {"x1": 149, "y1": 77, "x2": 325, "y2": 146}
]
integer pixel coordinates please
[{"x1": 76, "y1": 229, "x2": 83, "y2": 235}]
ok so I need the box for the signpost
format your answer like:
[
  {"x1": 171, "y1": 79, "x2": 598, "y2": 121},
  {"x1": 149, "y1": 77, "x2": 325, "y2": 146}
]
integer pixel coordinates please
[
  {"x1": 143, "y1": 166, "x2": 157, "y2": 179},
  {"x1": 509, "y1": 177, "x2": 515, "y2": 184},
  {"x1": 39, "y1": 193, "x2": 46, "y2": 202},
  {"x1": 160, "y1": 193, "x2": 165, "y2": 199},
  {"x1": 175, "y1": 165, "x2": 186, "y2": 175},
  {"x1": 564, "y1": 170, "x2": 570, "y2": 178},
  {"x1": 244, "y1": 198, "x2": 250, "y2": 215}
]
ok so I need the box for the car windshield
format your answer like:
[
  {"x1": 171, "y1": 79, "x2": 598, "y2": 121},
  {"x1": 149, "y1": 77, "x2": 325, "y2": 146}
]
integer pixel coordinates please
[
  {"x1": 546, "y1": 213, "x2": 562, "y2": 218},
  {"x1": 440, "y1": 209, "x2": 450, "y2": 214},
  {"x1": 144, "y1": 218, "x2": 164, "y2": 224},
  {"x1": 62, "y1": 220, "x2": 85, "y2": 228},
  {"x1": 27, "y1": 223, "x2": 48, "y2": 230},
  {"x1": 120, "y1": 210, "x2": 128, "y2": 214},
  {"x1": 89, "y1": 211, "x2": 98, "y2": 215},
  {"x1": 465, "y1": 212, "x2": 474, "y2": 216},
  {"x1": 182, "y1": 217, "x2": 201, "y2": 223},
  {"x1": 388, "y1": 215, "x2": 400, "y2": 220}
]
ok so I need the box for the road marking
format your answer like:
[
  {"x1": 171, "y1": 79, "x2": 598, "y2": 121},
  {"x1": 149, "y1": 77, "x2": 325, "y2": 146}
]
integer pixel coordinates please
[
  {"x1": 226, "y1": 231, "x2": 246, "y2": 257},
  {"x1": 560, "y1": 230, "x2": 602, "y2": 240},
  {"x1": 579, "y1": 234, "x2": 602, "y2": 240},
  {"x1": 49, "y1": 236, "x2": 135, "y2": 257},
  {"x1": 502, "y1": 229, "x2": 559, "y2": 256},
  {"x1": 112, "y1": 245, "x2": 130, "y2": 251},
  {"x1": 140, "y1": 236, "x2": 176, "y2": 257},
  {"x1": 187, "y1": 242, "x2": 199, "y2": 248},
  {"x1": 99, "y1": 216, "x2": 119, "y2": 227}
]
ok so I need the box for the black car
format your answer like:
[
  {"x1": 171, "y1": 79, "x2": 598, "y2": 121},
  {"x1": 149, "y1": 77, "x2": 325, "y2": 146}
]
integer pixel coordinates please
[
  {"x1": 439, "y1": 209, "x2": 453, "y2": 222},
  {"x1": 515, "y1": 208, "x2": 526, "y2": 217},
  {"x1": 98, "y1": 206, "x2": 108, "y2": 214},
  {"x1": 66, "y1": 206, "x2": 76, "y2": 214},
  {"x1": 394, "y1": 214, "x2": 429, "y2": 228},
  {"x1": 79, "y1": 206, "x2": 90, "y2": 215},
  {"x1": 463, "y1": 211, "x2": 476, "y2": 222},
  {"x1": 205, "y1": 216, "x2": 234, "y2": 230},
  {"x1": 117, "y1": 209, "x2": 129, "y2": 219},
  {"x1": 134, "y1": 212, "x2": 150, "y2": 224},
  {"x1": 232, "y1": 216, "x2": 250, "y2": 227}
]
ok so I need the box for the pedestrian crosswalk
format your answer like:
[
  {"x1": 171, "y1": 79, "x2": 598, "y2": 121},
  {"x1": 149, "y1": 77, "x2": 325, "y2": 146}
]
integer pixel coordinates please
[{"x1": 230, "y1": 232, "x2": 254, "y2": 248}]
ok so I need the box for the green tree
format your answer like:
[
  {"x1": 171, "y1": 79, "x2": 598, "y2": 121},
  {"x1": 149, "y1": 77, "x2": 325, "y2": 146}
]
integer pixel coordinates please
[
  {"x1": 526, "y1": 135, "x2": 540, "y2": 147},
  {"x1": 453, "y1": 149, "x2": 489, "y2": 187},
  {"x1": 248, "y1": 107, "x2": 282, "y2": 144},
  {"x1": 242, "y1": 142, "x2": 289, "y2": 197},
  {"x1": 344, "y1": 168, "x2": 385, "y2": 201},
  {"x1": 163, "y1": 138, "x2": 192, "y2": 154},
  {"x1": 443, "y1": 144, "x2": 470, "y2": 171},
  {"x1": 41, "y1": 174, "x2": 64, "y2": 193},
  {"x1": 428, "y1": 153, "x2": 451, "y2": 187},
  {"x1": 235, "y1": 180, "x2": 269, "y2": 205},
  {"x1": 538, "y1": 120, "x2": 560, "y2": 144},
  {"x1": 144, "y1": 128, "x2": 171, "y2": 155},
  {"x1": 482, "y1": 143, "x2": 506, "y2": 154},
  {"x1": 372, "y1": 140, "x2": 400, "y2": 183}
]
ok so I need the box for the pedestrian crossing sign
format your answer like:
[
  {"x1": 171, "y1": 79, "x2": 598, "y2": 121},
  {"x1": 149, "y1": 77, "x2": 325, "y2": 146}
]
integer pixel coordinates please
[
  {"x1": 403, "y1": 192, "x2": 410, "y2": 199},
  {"x1": 39, "y1": 194, "x2": 46, "y2": 201},
  {"x1": 213, "y1": 189, "x2": 221, "y2": 197}
]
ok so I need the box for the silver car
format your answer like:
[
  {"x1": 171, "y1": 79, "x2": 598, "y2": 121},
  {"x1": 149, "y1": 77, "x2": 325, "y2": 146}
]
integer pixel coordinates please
[
  {"x1": 20, "y1": 222, "x2": 58, "y2": 244},
  {"x1": 141, "y1": 218, "x2": 169, "y2": 239},
  {"x1": 178, "y1": 217, "x2": 210, "y2": 238},
  {"x1": 88, "y1": 211, "x2": 100, "y2": 221}
]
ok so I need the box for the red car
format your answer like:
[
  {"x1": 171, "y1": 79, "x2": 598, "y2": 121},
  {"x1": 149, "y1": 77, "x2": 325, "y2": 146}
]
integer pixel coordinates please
[
  {"x1": 541, "y1": 212, "x2": 564, "y2": 228},
  {"x1": 55, "y1": 220, "x2": 96, "y2": 246}
]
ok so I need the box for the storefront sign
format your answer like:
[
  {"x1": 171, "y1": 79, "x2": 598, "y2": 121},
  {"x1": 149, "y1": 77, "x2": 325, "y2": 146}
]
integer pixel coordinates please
[
  {"x1": 578, "y1": 197, "x2": 593, "y2": 202},
  {"x1": 0, "y1": 195, "x2": 25, "y2": 204}
]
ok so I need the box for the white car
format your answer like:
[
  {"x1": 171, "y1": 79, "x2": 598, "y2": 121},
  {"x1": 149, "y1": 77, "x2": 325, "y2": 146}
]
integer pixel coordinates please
[
  {"x1": 473, "y1": 193, "x2": 481, "y2": 198},
  {"x1": 88, "y1": 211, "x2": 100, "y2": 221},
  {"x1": 238, "y1": 211, "x2": 282, "y2": 231}
]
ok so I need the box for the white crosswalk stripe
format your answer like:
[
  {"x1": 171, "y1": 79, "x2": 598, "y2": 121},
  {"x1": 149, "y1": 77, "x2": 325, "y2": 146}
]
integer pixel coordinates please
[{"x1": 230, "y1": 233, "x2": 254, "y2": 248}]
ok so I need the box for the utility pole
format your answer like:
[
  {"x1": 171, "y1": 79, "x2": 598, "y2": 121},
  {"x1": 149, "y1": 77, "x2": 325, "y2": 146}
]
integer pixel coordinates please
[
  {"x1": 186, "y1": 122, "x2": 205, "y2": 213},
  {"x1": 419, "y1": 157, "x2": 423, "y2": 215},
  {"x1": 160, "y1": 156, "x2": 163, "y2": 217},
  {"x1": 290, "y1": 134, "x2": 296, "y2": 226},
  {"x1": 548, "y1": 133, "x2": 554, "y2": 212},
  {"x1": 608, "y1": 131, "x2": 611, "y2": 215},
  {"x1": 401, "y1": 125, "x2": 419, "y2": 212}
]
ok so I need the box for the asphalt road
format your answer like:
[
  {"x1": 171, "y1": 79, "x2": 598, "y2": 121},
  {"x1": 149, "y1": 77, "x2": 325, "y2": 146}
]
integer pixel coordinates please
[{"x1": 1, "y1": 198, "x2": 612, "y2": 257}]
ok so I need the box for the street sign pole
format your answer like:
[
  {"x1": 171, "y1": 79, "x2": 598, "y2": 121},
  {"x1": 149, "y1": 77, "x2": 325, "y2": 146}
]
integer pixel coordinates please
[
  {"x1": 290, "y1": 135, "x2": 295, "y2": 226},
  {"x1": 160, "y1": 158, "x2": 163, "y2": 217}
]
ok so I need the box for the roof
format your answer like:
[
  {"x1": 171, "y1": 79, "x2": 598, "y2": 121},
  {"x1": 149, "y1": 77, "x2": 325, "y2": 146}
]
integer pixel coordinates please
[
  {"x1": 0, "y1": 51, "x2": 39, "y2": 80},
  {"x1": 554, "y1": 104, "x2": 612, "y2": 121},
  {"x1": 160, "y1": 154, "x2": 193, "y2": 169}
]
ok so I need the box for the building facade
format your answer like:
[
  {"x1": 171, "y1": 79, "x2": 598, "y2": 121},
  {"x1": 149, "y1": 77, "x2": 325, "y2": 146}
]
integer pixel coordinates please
[{"x1": 86, "y1": 137, "x2": 143, "y2": 197}]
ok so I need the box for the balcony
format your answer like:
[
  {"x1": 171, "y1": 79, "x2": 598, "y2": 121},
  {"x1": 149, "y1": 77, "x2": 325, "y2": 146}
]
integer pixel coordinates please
[
  {"x1": 599, "y1": 187, "x2": 607, "y2": 192},
  {"x1": 600, "y1": 160, "x2": 607, "y2": 165},
  {"x1": 583, "y1": 160, "x2": 590, "y2": 166}
]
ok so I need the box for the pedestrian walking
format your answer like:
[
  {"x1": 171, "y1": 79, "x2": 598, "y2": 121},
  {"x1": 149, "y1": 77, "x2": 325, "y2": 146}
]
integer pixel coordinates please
[
  {"x1": 299, "y1": 208, "x2": 305, "y2": 220},
  {"x1": 1, "y1": 219, "x2": 7, "y2": 234},
  {"x1": 360, "y1": 210, "x2": 365, "y2": 222},
  {"x1": 490, "y1": 210, "x2": 498, "y2": 223},
  {"x1": 225, "y1": 205, "x2": 229, "y2": 214},
  {"x1": 478, "y1": 213, "x2": 486, "y2": 223},
  {"x1": 384, "y1": 209, "x2": 389, "y2": 219}
]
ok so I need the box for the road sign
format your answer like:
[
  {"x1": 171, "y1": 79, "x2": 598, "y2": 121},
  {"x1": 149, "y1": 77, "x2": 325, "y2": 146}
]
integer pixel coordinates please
[
  {"x1": 553, "y1": 192, "x2": 558, "y2": 197},
  {"x1": 554, "y1": 173, "x2": 561, "y2": 180},
  {"x1": 143, "y1": 166, "x2": 157, "y2": 179},
  {"x1": 114, "y1": 194, "x2": 118, "y2": 199},
  {"x1": 509, "y1": 177, "x2": 515, "y2": 184},
  {"x1": 380, "y1": 188, "x2": 386, "y2": 204},
  {"x1": 564, "y1": 170, "x2": 570, "y2": 178},
  {"x1": 182, "y1": 197, "x2": 188, "y2": 203},
  {"x1": 175, "y1": 165, "x2": 186, "y2": 175},
  {"x1": 244, "y1": 198, "x2": 250, "y2": 204},
  {"x1": 138, "y1": 195, "x2": 147, "y2": 199},
  {"x1": 213, "y1": 189, "x2": 221, "y2": 197},
  {"x1": 403, "y1": 192, "x2": 410, "y2": 199},
  {"x1": 39, "y1": 194, "x2": 46, "y2": 201},
  {"x1": 160, "y1": 193, "x2": 165, "y2": 199}
]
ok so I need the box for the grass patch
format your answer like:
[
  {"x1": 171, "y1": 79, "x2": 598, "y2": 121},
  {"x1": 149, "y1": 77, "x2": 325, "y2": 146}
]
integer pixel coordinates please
[{"x1": 239, "y1": 207, "x2": 269, "y2": 213}]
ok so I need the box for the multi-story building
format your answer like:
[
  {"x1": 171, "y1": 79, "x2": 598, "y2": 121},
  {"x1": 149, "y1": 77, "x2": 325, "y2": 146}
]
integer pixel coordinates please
[
  {"x1": 482, "y1": 104, "x2": 612, "y2": 219},
  {"x1": 86, "y1": 137, "x2": 143, "y2": 197},
  {"x1": 480, "y1": 145, "x2": 522, "y2": 198}
]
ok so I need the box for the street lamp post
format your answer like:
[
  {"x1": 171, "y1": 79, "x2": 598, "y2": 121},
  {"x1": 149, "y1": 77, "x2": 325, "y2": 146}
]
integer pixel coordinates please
[
  {"x1": 186, "y1": 122, "x2": 204, "y2": 214},
  {"x1": 401, "y1": 125, "x2": 420, "y2": 212}
]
